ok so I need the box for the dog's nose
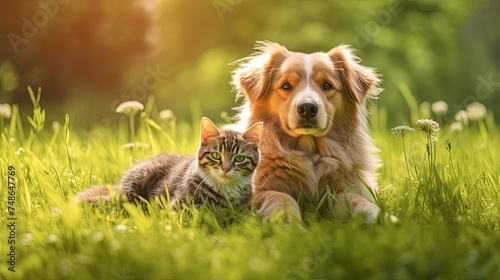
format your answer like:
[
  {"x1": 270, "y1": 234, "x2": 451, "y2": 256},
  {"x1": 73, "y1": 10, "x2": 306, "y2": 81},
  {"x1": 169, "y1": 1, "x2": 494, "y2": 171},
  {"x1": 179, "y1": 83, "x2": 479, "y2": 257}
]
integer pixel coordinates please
[{"x1": 297, "y1": 102, "x2": 318, "y2": 119}]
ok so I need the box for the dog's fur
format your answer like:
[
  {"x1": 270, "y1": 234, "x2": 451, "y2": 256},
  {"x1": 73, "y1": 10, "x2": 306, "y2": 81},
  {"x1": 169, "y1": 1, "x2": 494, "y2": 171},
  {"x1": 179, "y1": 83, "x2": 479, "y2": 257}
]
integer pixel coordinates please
[{"x1": 231, "y1": 41, "x2": 382, "y2": 222}]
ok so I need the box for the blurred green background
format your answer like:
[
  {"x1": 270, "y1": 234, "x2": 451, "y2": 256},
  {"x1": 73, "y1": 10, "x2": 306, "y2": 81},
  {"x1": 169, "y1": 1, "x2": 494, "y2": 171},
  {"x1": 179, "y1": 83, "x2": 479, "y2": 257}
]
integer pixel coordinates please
[{"x1": 0, "y1": 0, "x2": 498, "y2": 127}]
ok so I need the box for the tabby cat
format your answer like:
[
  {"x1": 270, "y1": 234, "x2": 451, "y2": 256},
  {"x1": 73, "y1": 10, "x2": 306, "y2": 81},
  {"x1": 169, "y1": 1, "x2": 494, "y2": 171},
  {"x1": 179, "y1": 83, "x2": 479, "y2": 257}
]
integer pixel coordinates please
[{"x1": 75, "y1": 117, "x2": 263, "y2": 209}]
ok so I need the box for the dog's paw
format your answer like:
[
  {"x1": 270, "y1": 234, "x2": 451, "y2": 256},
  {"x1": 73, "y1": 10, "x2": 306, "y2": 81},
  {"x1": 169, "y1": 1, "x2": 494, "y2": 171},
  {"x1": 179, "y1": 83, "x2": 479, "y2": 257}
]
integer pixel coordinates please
[
  {"x1": 311, "y1": 154, "x2": 321, "y2": 164},
  {"x1": 385, "y1": 213, "x2": 399, "y2": 224},
  {"x1": 316, "y1": 157, "x2": 341, "y2": 178},
  {"x1": 355, "y1": 203, "x2": 381, "y2": 224}
]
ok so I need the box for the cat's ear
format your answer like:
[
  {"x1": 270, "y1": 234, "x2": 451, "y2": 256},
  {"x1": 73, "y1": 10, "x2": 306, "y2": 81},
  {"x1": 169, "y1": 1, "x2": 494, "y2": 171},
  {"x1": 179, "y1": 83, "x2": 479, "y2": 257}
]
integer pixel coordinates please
[
  {"x1": 242, "y1": 122, "x2": 263, "y2": 144},
  {"x1": 200, "y1": 117, "x2": 220, "y2": 144}
]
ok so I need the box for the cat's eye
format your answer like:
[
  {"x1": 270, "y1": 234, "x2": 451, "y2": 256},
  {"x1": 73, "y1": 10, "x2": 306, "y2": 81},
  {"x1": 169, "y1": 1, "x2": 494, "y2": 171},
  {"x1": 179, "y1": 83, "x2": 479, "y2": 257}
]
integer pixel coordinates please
[
  {"x1": 234, "y1": 155, "x2": 245, "y2": 162},
  {"x1": 211, "y1": 152, "x2": 221, "y2": 160},
  {"x1": 322, "y1": 82, "x2": 333, "y2": 91},
  {"x1": 281, "y1": 82, "x2": 292, "y2": 91}
]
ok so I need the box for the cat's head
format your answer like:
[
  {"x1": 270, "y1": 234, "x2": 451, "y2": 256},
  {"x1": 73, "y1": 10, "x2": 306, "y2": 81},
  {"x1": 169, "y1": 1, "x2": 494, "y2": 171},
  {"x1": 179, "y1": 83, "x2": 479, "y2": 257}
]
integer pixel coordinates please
[{"x1": 198, "y1": 117, "x2": 263, "y2": 185}]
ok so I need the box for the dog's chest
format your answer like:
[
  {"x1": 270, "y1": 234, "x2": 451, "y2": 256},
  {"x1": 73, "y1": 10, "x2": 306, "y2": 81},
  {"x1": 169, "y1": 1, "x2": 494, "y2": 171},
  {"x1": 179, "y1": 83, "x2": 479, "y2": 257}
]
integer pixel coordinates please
[
  {"x1": 303, "y1": 137, "x2": 354, "y2": 183},
  {"x1": 296, "y1": 135, "x2": 316, "y2": 155}
]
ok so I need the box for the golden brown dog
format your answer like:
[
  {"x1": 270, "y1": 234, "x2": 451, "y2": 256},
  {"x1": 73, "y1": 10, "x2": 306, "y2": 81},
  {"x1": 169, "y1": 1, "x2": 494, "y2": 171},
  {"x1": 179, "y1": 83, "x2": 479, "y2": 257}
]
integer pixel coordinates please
[{"x1": 231, "y1": 41, "x2": 382, "y2": 223}]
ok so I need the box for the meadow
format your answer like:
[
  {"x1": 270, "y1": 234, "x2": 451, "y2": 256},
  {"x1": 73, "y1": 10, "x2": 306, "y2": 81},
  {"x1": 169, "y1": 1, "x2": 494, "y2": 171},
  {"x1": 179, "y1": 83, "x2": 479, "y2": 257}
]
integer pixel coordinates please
[{"x1": 1, "y1": 88, "x2": 499, "y2": 280}]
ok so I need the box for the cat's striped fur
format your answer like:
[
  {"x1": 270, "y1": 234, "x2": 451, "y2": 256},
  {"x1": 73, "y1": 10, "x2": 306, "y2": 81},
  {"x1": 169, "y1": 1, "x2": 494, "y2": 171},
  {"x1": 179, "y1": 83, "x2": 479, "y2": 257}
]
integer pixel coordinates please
[{"x1": 75, "y1": 117, "x2": 263, "y2": 209}]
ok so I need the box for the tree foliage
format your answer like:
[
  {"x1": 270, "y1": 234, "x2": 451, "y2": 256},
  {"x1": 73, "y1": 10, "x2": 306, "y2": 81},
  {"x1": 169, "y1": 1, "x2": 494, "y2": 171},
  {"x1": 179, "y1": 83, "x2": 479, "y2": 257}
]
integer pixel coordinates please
[{"x1": 0, "y1": 0, "x2": 498, "y2": 124}]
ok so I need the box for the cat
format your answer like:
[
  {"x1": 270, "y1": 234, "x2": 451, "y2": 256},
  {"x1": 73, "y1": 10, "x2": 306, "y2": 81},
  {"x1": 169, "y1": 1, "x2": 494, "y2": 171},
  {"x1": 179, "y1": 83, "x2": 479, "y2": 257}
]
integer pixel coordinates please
[{"x1": 75, "y1": 117, "x2": 263, "y2": 209}]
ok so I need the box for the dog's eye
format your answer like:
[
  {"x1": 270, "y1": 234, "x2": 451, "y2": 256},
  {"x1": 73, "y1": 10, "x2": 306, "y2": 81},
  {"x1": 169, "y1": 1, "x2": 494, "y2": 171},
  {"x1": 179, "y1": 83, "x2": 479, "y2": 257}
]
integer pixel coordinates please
[
  {"x1": 322, "y1": 82, "x2": 333, "y2": 90},
  {"x1": 281, "y1": 82, "x2": 292, "y2": 91}
]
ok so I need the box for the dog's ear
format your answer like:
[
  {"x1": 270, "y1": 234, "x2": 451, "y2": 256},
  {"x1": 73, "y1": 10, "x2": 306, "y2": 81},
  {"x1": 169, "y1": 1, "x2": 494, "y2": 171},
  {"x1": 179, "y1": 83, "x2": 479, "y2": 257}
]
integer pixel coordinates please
[
  {"x1": 232, "y1": 41, "x2": 288, "y2": 102},
  {"x1": 328, "y1": 45, "x2": 382, "y2": 104}
]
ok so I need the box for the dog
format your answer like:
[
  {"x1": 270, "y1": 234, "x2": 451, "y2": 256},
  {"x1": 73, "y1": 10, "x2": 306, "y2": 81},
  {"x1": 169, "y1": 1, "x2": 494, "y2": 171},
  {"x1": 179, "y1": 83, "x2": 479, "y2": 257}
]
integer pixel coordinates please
[{"x1": 231, "y1": 41, "x2": 382, "y2": 223}]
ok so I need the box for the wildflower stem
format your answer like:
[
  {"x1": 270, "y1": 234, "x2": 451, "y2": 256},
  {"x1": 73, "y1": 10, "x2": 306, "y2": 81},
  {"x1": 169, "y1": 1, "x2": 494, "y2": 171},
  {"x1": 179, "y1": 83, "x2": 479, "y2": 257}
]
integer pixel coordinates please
[
  {"x1": 426, "y1": 131, "x2": 432, "y2": 171},
  {"x1": 129, "y1": 115, "x2": 135, "y2": 144},
  {"x1": 129, "y1": 115, "x2": 135, "y2": 160},
  {"x1": 402, "y1": 136, "x2": 412, "y2": 179}
]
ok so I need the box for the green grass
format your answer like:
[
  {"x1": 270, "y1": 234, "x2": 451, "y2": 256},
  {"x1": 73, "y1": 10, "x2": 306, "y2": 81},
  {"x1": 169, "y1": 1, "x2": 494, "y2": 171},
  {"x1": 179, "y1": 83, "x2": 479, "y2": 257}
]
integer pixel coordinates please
[{"x1": 1, "y1": 91, "x2": 499, "y2": 279}]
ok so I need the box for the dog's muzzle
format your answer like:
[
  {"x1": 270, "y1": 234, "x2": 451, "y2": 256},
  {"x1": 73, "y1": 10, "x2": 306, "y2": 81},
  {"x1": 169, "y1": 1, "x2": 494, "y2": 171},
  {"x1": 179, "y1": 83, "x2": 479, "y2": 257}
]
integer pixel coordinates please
[{"x1": 296, "y1": 102, "x2": 318, "y2": 128}]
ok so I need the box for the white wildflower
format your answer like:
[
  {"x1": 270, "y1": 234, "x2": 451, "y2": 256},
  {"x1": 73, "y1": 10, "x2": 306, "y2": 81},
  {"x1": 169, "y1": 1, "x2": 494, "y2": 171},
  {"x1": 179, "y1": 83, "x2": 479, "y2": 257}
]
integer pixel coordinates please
[
  {"x1": 0, "y1": 103, "x2": 12, "y2": 118},
  {"x1": 115, "y1": 101, "x2": 144, "y2": 116},
  {"x1": 165, "y1": 225, "x2": 172, "y2": 231},
  {"x1": 9, "y1": 137, "x2": 15, "y2": 142},
  {"x1": 391, "y1": 125, "x2": 415, "y2": 137},
  {"x1": 431, "y1": 135, "x2": 438, "y2": 143},
  {"x1": 454, "y1": 110, "x2": 469, "y2": 125},
  {"x1": 416, "y1": 119, "x2": 440, "y2": 133},
  {"x1": 52, "y1": 121, "x2": 61, "y2": 132},
  {"x1": 431, "y1": 101, "x2": 448, "y2": 115},
  {"x1": 21, "y1": 233, "x2": 35, "y2": 246},
  {"x1": 46, "y1": 234, "x2": 58, "y2": 244},
  {"x1": 115, "y1": 225, "x2": 129, "y2": 232},
  {"x1": 466, "y1": 102, "x2": 487, "y2": 121},
  {"x1": 14, "y1": 147, "x2": 25, "y2": 155},
  {"x1": 159, "y1": 109, "x2": 174, "y2": 120},
  {"x1": 450, "y1": 122, "x2": 463, "y2": 132}
]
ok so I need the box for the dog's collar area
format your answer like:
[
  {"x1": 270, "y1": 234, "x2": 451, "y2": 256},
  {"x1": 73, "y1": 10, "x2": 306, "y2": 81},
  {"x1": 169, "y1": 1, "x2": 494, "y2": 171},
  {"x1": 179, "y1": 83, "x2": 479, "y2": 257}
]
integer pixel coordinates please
[{"x1": 294, "y1": 135, "x2": 317, "y2": 155}]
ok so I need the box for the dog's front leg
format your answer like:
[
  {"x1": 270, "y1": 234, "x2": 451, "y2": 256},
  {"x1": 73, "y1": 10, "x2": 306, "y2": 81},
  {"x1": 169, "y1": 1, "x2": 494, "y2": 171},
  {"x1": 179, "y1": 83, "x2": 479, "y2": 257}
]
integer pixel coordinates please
[
  {"x1": 334, "y1": 191, "x2": 380, "y2": 223},
  {"x1": 252, "y1": 152, "x2": 316, "y2": 222},
  {"x1": 254, "y1": 190, "x2": 302, "y2": 222}
]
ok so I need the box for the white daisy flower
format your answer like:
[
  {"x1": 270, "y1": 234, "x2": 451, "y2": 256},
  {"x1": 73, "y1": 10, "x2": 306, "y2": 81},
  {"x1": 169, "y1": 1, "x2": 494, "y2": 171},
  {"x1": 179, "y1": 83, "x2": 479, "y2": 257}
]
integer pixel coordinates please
[
  {"x1": 159, "y1": 109, "x2": 174, "y2": 120},
  {"x1": 416, "y1": 119, "x2": 440, "y2": 133},
  {"x1": 46, "y1": 234, "x2": 58, "y2": 244},
  {"x1": 14, "y1": 147, "x2": 25, "y2": 155},
  {"x1": 431, "y1": 101, "x2": 448, "y2": 115},
  {"x1": 52, "y1": 121, "x2": 61, "y2": 131},
  {"x1": 454, "y1": 110, "x2": 469, "y2": 125},
  {"x1": 115, "y1": 101, "x2": 144, "y2": 116},
  {"x1": 391, "y1": 125, "x2": 415, "y2": 137},
  {"x1": 465, "y1": 102, "x2": 487, "y2": 121},
  {"x1": 450, "y1": 122, "x2": 463, "y2": 132},
  {"x1": 21, "y1": 233, "x2": 35, "y2": 246},
  {"x1": 0, "y1": 103, "x2": 12, "y2": 119},
  {"x1": 115, "y1": 225, "x2": 129, "y2": 232}
]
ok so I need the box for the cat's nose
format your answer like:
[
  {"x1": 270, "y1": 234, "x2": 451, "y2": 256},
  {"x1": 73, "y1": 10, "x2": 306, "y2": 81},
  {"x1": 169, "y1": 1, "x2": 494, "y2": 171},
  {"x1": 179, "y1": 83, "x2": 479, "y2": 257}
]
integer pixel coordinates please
[{"x1": 222, "y1": 167, "x2": 231, "y2": 174}]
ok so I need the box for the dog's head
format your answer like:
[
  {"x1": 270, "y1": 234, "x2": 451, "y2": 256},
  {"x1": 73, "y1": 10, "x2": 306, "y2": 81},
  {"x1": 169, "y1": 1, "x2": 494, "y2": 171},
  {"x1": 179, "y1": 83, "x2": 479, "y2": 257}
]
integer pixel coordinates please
[{"x1": 232, "y1": 41, "x2": 381, "y2": 138}]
